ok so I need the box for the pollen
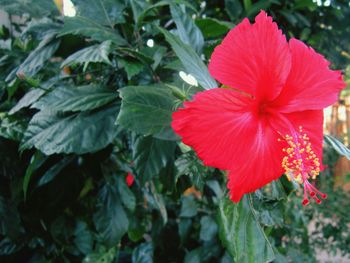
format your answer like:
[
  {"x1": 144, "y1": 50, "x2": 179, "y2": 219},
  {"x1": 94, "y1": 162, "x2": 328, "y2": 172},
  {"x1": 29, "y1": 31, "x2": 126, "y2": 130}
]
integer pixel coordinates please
[{"x1": 280, "y1": 126, "x2": 327, "y2": 206}]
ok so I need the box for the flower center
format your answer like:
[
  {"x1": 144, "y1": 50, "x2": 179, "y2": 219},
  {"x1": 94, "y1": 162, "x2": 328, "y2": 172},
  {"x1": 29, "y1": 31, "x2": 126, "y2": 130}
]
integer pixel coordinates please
[
  {"x1": 258, "y1": 103, "x2": 268, "y2": 115},
  {"x1": 278, "y1": 126, "x2": 327, "y2": 206}
]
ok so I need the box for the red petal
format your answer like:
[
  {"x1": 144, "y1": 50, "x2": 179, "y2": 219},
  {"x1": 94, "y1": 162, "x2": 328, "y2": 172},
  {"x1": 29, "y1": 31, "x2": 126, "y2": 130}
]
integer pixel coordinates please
[
  {"x1": 172, "y1": 88, "x2": 284, "y2": 200},
  {"x1": 283, "y1": 110, "x2": 324, "y2": 168},
  {"x1": 208, "y1": 11, "x2": 291, "y2": 101},
  {"x1": 271, "y1": 39, "x2": 346, "y2": 112},
  {"x1": 227, "y1": 110, "x2": 324, "y2": 202},
  {"x1": 126, "y1": 172, "x2": 135, "y2": 187},
  {"x1": 226, "y1": 120, "x2": 284, "y2": 202}
]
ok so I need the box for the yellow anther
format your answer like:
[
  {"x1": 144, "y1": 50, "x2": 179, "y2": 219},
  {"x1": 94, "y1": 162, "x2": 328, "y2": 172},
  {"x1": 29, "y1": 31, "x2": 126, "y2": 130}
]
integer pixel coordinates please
[{"x1": 279, "y1": 126, "x2": 321, "y2": 185}]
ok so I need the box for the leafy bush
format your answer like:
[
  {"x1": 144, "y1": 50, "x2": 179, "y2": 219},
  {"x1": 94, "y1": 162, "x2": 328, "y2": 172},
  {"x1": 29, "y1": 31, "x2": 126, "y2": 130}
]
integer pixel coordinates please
[{"x1": 0, "y1": 0, "x2": 349, "y2": 262}]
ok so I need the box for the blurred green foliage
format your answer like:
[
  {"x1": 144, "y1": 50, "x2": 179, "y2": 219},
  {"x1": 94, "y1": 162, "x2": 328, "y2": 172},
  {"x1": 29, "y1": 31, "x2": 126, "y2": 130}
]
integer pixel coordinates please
[{"x1": 0, "y1": 0, "x2": 349, "y2": 262}]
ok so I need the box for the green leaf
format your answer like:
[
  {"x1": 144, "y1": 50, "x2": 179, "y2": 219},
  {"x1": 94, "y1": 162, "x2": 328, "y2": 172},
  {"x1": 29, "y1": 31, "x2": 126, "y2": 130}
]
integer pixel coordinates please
[
  {"x1": 184, "y1": 249, "x2": 201, "y2": 263},
  {"x1": 144, "y1": 182, "x2": 168, "y2": 224},
  {"x1": 0, "y1": 0, "x2": 59, "y2": 17},
  {"x1": 159, "y1": 27, "x2": 216, "y2": 90},
  {"x1": 32, "y1": 85, "x2": 117, "y2": 112},
  {"x1": 206, "y1": 180, "x2": 224, "y2": 199},
  {"x1": 23, "y1": 151, "x2": 47, "y2": 200},
  {"x1": 218, "y1": 195, "x2": 275, "y2": 263},
  {"x1": 254, "y1": 180, "x2": 287, "y2": 202},
  {"x1": 117, "y1": 85, "x2": 179, "y2": 140},
  {"x1": 83, "y1": 247, "x2": 117, "y2": 263},
  {"x1": 9, "y1": 89, "x2": 45, "y2": 115},
  {"x1": 324, "y1": 135, "x2": 350, "y2": 160},
  {"x1": 0, "y1": 238, "x2": 21, "y2": 256},
  {"x1": 128, "y1": 218, "x2": 146, "y2": 242},
  {"x1": 196, "y1": 18, "x2": 233, "y2": 39},
  {"x1": 243, "y1": 0, "x2": 252, "y2": 12},
  {"x1": 294, "y1": 0, "x2": 317, "y2": 10},
  {"x1": 0, "y1": 196, "x2": 21, "y2": 239},
  {"x1": 170, "y1": 4, "x2": 204, "y2": 54},
  {"x1": 129, "y1": 0, "x2": 150, "y2": 24},
  {"x1": 151, "y1": 46, "x2": 167, "y2": 70},
  {"x1": 180, "y1": 195, "x2": 198, "y2": 218},
  {"x1": 178, "y1": 218, "x2": 192, "y2": 243},
  {"x1": 117, "y1": 176, "x2": 136, "y2": 212},
  {"x1": 37, "y1": 156, "x2": 75, "y2": 187},
  {"x1": 117, "y1": 48, "x2": 154, "y2": 64},
  {"x1": 175, "y1": 152, "x2": 211, "y2": 191},
  {"x1": 61, "y1": 41, "x2": 113, "y2": 70},
  {"x1": 200, "y1": 216, "x2": 218, "y2": 242},
  {"x1": 221, "y1": 252, "x2": 234, "y2": 263},
  {"x1": 295, "y1": 13, "x2": 311, "y2": 27},
  {"x1": 93, "y1": 183, "x2": 129, "y2": 247},
  {"x1": 59, "y1": 16, "x2": 127, "y2": 45},
  {"x1": 72, "y1": 0, "x2": 125, "y2": 26},
  {"x1": 6, "y1": 37, "x2": 60, "y2": 83},
  {"x1": 22, "y1": 18, "x2": 62, "y2": 40},
  {"x1": 118, "y1": 58, "x2": 144, "y2": 80},
  {"x1": 255, "y1": 202, "x2": 284, "y2": 227},
  {"x1": 225, "y1": 0, "x2": 243, "y2": 20},
  {"x1": 133, "y1": 136, "x2": 176, "y2": 182},
  {"x1": 246, "y1": 1, "x2": 274, "y2": 18},
  {"x1": 279, "y1": 175, "x2": 298, "y2": 196},
  {"x1": 279, "y1": 11, "x2": 298, "y2": 26},
  {"x1": 0, "y1": 115, "x2": 27, "y2": 141},
  {"x1": 74, "y1": 221, "x2": 93, "y2": 255},
  {"x1": 138, "y1": 0, "x2": 197, "y2": 27},
  {"x1": 21, "y1": 104, "x2": 119, "y2": 155},
  {"x1": 270, "y1": 180, "x2": 287, "y2": 200},
  {"x1": 132, "y1": 243, "x2": 153, "y2": 263}
]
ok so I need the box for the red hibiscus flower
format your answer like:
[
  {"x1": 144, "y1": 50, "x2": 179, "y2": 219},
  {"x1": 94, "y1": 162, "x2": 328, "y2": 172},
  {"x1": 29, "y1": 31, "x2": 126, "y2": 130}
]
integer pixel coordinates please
[
  {"x1": 171, "y1": 11, "x2": 345, "y2": 205},
  {"x1": 126, "y1": 172, "x2": 135, "y2": 187}
]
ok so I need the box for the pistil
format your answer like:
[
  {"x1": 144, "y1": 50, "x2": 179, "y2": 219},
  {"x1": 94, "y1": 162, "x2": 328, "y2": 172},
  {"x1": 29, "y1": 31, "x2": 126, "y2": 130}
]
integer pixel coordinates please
[{"x1": 279, "y1": 126, "x2": 327, "y2": 205}]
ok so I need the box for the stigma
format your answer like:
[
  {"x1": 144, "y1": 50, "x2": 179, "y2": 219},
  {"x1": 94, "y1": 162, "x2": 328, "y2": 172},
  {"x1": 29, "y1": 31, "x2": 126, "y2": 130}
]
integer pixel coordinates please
[{"x1": 278, "y1": 126, "x2": 327, "y2": 206}]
